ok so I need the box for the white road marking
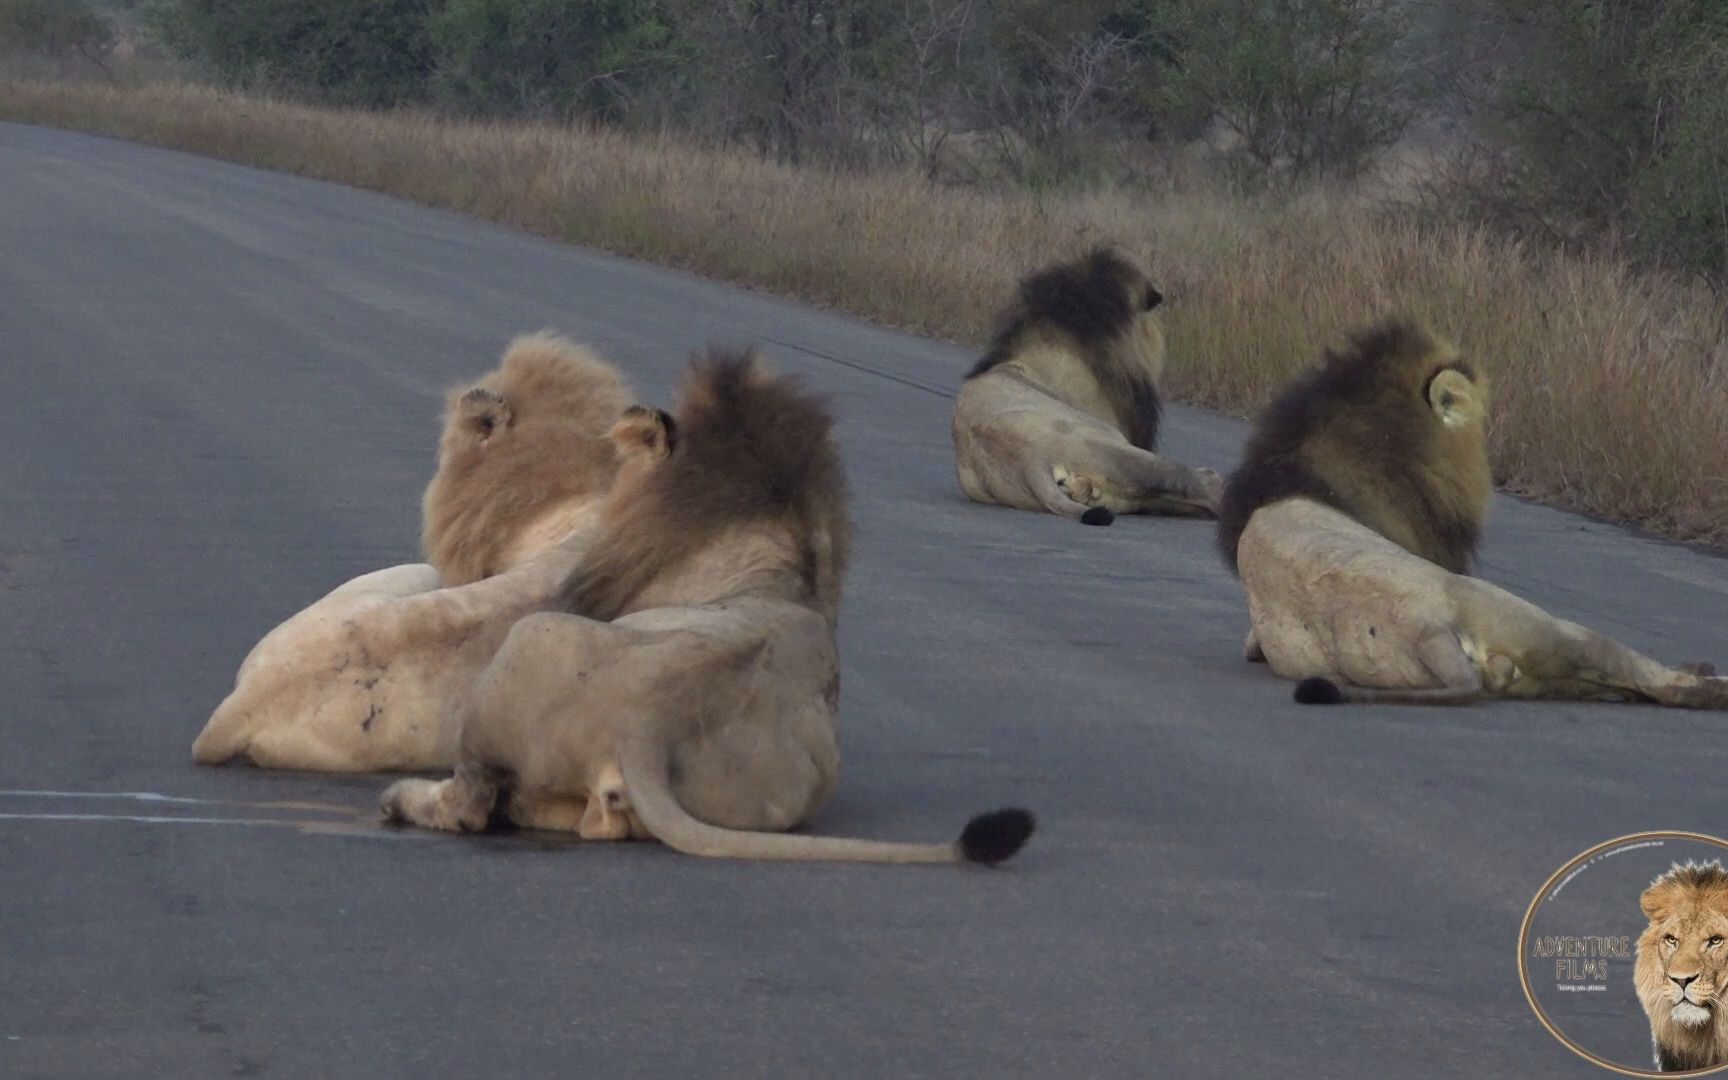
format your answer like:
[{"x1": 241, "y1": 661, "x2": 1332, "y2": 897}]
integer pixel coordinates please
[
  {"x1": 0, "y1": 811, "x2": 426, "y2": 840},
  {"x1": 0, "y1": 789, "x2": 358, "y2": 814}
]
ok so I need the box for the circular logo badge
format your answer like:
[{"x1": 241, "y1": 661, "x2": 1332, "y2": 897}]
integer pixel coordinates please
[{"x1": 1520, "y1": 832, "x2": 1728, "y2": 1076}]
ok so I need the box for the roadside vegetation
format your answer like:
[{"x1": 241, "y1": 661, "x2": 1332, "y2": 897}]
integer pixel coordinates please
[{"x1": 2, "y1": 0, "x2": 1724, "y2": 546}]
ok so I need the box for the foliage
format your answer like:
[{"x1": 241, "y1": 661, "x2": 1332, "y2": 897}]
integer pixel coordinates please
[
  {"x1": 1475, "y1": 0, "x2": 1728, "y2": 276},
  {"x1": 428, "y1": 0, "x2": 669, "y2": 119},
  {"x1": 1152, "y1": 0, "x2": 1414, "y2": 181},
  {"x1": 146, "y1": 0, "x2": 436, "y2": 107},
  {"x1": 0, "y1": 0, "x2": 115, "y2": 66}
]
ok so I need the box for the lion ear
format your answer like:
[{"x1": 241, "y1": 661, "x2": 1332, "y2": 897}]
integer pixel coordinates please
[
  {"x1": 1427, "y1": 368, "x2": 1479, "y2": 429},
  {"x1": 1642, "y1": 880, "x2": 1679, "y2": 922},
  {"x1": 454, "y1": 387, "x2": 511, "y2": 442}
]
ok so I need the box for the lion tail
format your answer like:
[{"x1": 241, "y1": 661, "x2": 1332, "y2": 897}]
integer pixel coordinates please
[
  {"x1": 618, "y1": 738, "x2": 1033, "y2": 866},
  {"x1": 1293, "y1": 677, "x2": 1486, "y2": 706}
]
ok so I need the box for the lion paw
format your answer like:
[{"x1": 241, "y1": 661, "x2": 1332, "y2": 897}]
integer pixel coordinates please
[
  {"x1": 1055, "y1": 471, "x2": 1101, "y2": 505},
  {"x1": 1193, "y1": 467, "x2": 1225, "y2": 502},
  {"x1": 380, "y1": 777, "x2": 490, "y2": 833}
]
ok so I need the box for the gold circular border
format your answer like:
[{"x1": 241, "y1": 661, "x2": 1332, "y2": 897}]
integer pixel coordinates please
[{"x1": 1519, "y1": 830, "x2": 1728, "y2": 1077}]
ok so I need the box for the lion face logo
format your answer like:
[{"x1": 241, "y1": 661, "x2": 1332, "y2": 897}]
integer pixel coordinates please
[
  {"x1": 1649, "y1": 912, "x2": 1728, "y2": 1026},
  {"x1": 1637, "y1": 862, "x2": 1728, "y2": 1070}
]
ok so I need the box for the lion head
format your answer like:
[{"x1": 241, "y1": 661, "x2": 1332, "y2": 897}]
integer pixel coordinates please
[
  {"x1": 558, "y1": 347, "x2": 850, "y2": 628},
  {"x1": 1218, "y1": 319, "x2": 1492, "y2": 576},
  {"x1": 1637, "y1": 862, "x2": 1728, "y2": 1072},
  {"x1": 421, "y1": 331, "x2": 632, "y2": 586},
  {"x1": 967, "y1": 245, "x2": 1166, "y2": 451}
]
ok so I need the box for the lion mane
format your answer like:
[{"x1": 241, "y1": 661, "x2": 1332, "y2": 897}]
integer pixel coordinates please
[
  {"x1": 1637, "y1": 861, "x2": 1728, "y2": 1072},
  {"x1": 968, "y1": 245, "x2": 1165, "y2": 451},
  {"x1": 560, "y1": 347, "x2": 850, "y2": 627},
  {"x1": 1218, "y1": 319, "x2": 1492, "y2": 576},
  {"x1": 423, "y1": 330, "x2": 630, "y2": 585}
]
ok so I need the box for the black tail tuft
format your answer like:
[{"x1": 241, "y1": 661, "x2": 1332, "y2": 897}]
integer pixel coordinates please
[
  {"x1": 1080, "y1": 507, "x2": 1114, "y2": 526},
  {"x1": 959, "y1": 808, "x2": 1036, "y2": 866},
  {"x1": 1294, "y1": 677, "x2": 1345, "y2": 705}
]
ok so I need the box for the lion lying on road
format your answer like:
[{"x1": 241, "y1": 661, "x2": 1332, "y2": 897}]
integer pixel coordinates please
[
  {"x1": 1222, "y1": 320, "x2": 1728, "y2": 709},
  {"x1": 382, "y1": 349, "x2": 1036, "y2": 864},
  {"x1": 191, "y1": 332, "x2": 630, "y2": 771},
  {"x1": 1637, "y1": 862, "x2": 1728, "y2": 1073},
  {"x1": 951, "y1": 247, "x2": 1222, "y2": 525}
]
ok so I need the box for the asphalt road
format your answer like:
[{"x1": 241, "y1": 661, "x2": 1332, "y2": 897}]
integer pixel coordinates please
[{"x1": 2, "y1": 122, "x2": 1724, "y2": 1079}]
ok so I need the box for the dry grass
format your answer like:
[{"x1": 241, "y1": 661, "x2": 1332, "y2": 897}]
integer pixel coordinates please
[{"x1": 2, "y1": 76, "x2": 1723, "y2": 546}]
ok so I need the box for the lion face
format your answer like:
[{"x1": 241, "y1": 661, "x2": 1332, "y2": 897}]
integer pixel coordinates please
[
  {"x1": 1637, "y1": 863, "x2": 1728, "y2": 1067},
  {"x1": 1643, "y1": 901, "x2": 1728, "y2": 1025}
]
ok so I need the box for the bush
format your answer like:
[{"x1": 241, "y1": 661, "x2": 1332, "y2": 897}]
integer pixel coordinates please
[
  {"x1": 0, "y1": 0, "x2": 115, "y2": 64},
  {"x1": 147, "y1": 0, "x2": 436, "y2": 106},
  {"x1": 428, "y1": 0, "x2": 669, "y2": 120},
  {"x1": 1153, "y1": 0, "x2": 1414, "y2": 182},
  {"x1": 1469, "y1": 0, "x2": 1728, "y2": 277}
]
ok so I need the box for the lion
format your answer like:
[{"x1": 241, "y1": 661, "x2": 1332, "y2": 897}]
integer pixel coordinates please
[
  {"x1": 191, "y1": 332, "x2": 631, "y2": 771},
  {"x1": 381, "y1": 348, "x2": 1037, "y2": 864},
  {"x1": 1637, "y1": 862, "x2": 1728, "y2": 1072},
  {"x1": 1221, "y1": 319, "x2": 1728, "y2": 709},
  {"x1": 951, "y1": 246, "x2": 1223, "y2": 526}
]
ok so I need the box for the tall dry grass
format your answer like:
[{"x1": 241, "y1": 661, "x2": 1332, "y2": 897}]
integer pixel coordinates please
[{"x1": 2, "y1": 77, "x2": 1723, "y2": 545}]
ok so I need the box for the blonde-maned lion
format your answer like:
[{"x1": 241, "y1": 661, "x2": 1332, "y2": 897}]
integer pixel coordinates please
[
  {"x1": 1637, "y1": 862, "x2": 1728, "y2": 1072},
  {"x1": 1221, "y1": 319, "x2": 1728, "y2": 709},
  {"x1": 951, "y1": 246, "x2": 1222, "y2": 526},
  {"x1": 381, "y1": 348, "x2": 1036, "y2": 864},
  {"x1": 191, "y1": 332, "x2": 632, "y2": 771}
]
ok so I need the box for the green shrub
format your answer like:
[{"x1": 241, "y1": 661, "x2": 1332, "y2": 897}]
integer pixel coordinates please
[
  {"x1": 1153, "y1": 0, "x2": 1414, "y2": 182},
  {"x1": 428, "y1": 0, "x2": 668, "y2": 120},
  {"x1": 0, "y1": 0, "x2": 115, "y2": 63},
  {"x1": 146, "y1": 0, "x2": 436, "y2": 106},
  {"x1": 1477, "y1": 0, "x2": 1728, "y2": 277}
]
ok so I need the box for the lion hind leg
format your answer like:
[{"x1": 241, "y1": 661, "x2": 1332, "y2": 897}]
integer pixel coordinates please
[
  {"x1": 1512, "y1": 617, "x2": 1728, "y2": 709},
  {"x1": 381, "y1": 762, "x2": 499, "y2": 833},
  {"x1": 1295, "y1": 629, "x2": 1486, "y2": 706},
  {"x1": 1081, "y1": 445, "x2": 1223, "y2": 518}
]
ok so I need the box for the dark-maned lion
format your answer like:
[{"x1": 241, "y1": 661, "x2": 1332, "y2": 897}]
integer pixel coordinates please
[
  {"x1": 381, "y1": 348, "x2": 1036, "y2": 864},
  {"x1": 191, "y1": 332, "x2": 630, "y2": 771},
  {"x1": 1221, "y1": 319, "x2": 1728, "y2": 709},
  {"x1": 951, "y1": 247, "x2": 1222, "y2": 525}
]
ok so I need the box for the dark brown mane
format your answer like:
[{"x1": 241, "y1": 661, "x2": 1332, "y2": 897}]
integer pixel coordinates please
[
  {"x1": 558, "y1": 348, "x2": 851, "y2": 621},
  {"x1": 1217, "y1": 319, "x2": 1487, "y2": 574},
  {"x1": 967, "y1": 246, "x2": 1164, "y2": 451}
]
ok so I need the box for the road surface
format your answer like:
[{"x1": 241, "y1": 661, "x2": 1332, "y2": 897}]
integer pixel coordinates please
[{"x1": 2, "y1": 122, "x2": 1724, "y2": 1078}]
